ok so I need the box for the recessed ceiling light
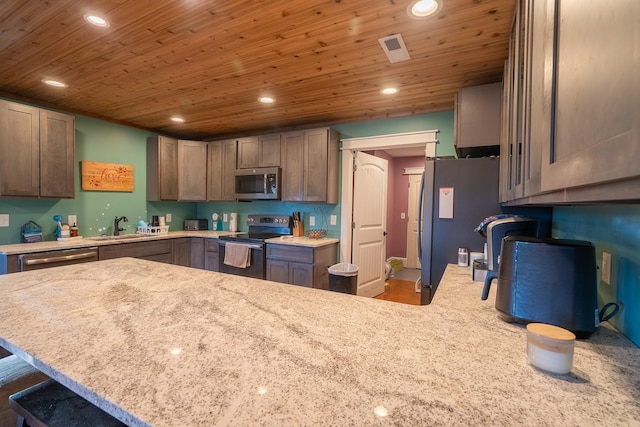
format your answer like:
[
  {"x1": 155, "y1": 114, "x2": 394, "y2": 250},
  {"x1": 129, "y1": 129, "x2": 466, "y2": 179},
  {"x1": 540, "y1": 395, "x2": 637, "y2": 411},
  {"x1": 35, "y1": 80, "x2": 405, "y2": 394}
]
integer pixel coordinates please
[
  {"x1": 170, "y1": 116, "x2": 185, "y2": 123},
  {"x1": 381, "y1": 87, "x2": 398, "y2": 95},
  {"x1": 407, "y1": 0, "x2": 442, "y2": 19},
  {"x1": 259, "y1": 96, "x2": 275, "y2": 104},
  {"x1": 41, "y1": 79, "x2": 68, "y2": 88},
  {"x1": 84, "y1": 14, "x2": 110, "y2": 27}
]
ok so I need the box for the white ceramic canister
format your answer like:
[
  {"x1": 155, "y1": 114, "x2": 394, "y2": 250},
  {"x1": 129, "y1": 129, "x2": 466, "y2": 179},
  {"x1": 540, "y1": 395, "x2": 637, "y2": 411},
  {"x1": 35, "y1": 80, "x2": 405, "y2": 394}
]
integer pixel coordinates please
[{"x1": 526, "y1": 323, "x2": 576, "y2": 374}]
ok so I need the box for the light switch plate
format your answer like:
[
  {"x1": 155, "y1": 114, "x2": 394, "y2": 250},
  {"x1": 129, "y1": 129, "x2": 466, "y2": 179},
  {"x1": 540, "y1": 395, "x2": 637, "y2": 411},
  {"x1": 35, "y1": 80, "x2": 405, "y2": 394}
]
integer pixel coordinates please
[
  {"x1": 309, "y1": 216, "x2": 315, "y2": 227},
  {"x1": 166, "y1": 213, "x2": 172, "y2": 223},
  {"x1": 330, "y1": 215, "x2": 337, "y2": 226},
  {"x1": 0, "y1": 214, "x2": 8, "y2": 227},
  {"x1": 223, "y1": 213, "x2": 228, "y2": 222}
]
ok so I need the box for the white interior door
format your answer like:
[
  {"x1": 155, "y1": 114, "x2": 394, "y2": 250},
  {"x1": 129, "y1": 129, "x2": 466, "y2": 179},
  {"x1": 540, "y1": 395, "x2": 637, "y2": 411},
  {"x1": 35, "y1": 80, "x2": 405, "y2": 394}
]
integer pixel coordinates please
[
  {"x1": 352, "y1": 151, "x2": 388, "y2": 297},
  {"x1": 406, "y1": 174, "x2": 422, "y2": 269}
]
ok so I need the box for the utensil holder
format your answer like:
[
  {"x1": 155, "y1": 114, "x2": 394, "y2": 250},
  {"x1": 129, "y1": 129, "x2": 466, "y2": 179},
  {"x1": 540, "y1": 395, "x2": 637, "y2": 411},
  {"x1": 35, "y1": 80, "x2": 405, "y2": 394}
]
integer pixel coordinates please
[{"x1": 293, "y1": 221, "x2": 304, "y2": 237}]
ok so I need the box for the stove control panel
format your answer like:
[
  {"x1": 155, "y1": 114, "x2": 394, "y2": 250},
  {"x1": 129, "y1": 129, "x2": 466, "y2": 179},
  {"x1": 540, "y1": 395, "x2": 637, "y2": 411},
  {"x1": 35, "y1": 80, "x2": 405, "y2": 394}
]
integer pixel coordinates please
[{"x1": 247, "y1": 215, "x2": 291, "y2": 227}]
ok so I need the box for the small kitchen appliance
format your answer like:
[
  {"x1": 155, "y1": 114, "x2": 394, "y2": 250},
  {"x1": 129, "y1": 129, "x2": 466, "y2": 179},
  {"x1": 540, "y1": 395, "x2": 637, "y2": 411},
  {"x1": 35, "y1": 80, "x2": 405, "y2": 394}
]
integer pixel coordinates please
[
  {"x1": 184, "y1": 219, "x2": 208, "y2": 231},
  {"x1": 229, "y1": 213, "x2": 238, "y2": 232},
  {"x1": 234, "y1": 167, "x2": 281, "y2": 200},
  {"x1": 481, "y1": 216, "x2": 539, "y2": 272},
  {"x1": 481, "y1": 236, "x2": 600, "y2": 338}
]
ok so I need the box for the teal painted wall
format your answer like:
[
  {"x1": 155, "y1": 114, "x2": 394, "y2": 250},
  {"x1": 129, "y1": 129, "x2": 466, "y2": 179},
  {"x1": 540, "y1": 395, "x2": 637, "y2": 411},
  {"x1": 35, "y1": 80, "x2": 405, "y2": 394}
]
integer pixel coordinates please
[
  {"x1": 0, "y1": 114, "x2": 196, "y2": 244},
  {"x1": 333, "y1": 111, "x2": 456, "y2": 157},
  {"x1": 553, "y1": 205, "x2": 640, "y2": 346},
  {"x1": 196, "y1": 202, "x2": 340, "y2": 235}
]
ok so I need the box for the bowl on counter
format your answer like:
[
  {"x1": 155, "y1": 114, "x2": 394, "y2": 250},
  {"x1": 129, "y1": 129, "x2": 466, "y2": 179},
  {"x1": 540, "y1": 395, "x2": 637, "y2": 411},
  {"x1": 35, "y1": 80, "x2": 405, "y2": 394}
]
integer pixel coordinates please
[{"x1": 305, "y1": 229, "x2": 327, "y2": 239}]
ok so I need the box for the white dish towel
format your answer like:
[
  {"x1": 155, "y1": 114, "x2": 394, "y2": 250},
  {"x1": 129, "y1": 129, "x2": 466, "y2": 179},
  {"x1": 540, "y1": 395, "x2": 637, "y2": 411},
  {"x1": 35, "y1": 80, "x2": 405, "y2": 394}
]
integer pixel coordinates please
[{"x1": 223, "y1": 242, "x2": 251, "y2": 268}]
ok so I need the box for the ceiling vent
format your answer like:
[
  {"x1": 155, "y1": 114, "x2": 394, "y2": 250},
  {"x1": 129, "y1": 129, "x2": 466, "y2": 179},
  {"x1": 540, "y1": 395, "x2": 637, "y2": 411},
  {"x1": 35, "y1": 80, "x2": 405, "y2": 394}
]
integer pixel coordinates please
[{"x1": 378, "y1": 34, "x2": 411, "y2": 63}]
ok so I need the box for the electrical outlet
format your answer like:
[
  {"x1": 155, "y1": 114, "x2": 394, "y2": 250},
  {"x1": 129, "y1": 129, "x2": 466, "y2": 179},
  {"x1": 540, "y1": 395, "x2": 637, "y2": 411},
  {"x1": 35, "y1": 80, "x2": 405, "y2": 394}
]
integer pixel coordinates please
[
  {"x1": 223, "y1": 213, "x2": 228, "y2": 222},
  {"x1": 166, "y1": 213, "x2": 172, "y2": 223},
  {"x1": 330, "y1": 215, "x2": 337, "y2": 226},
  {"x1": 0, "y1": 214, "x2": 9, "y2": 227},
  {"x1": 602, "y1": 252, "x2": 611, "y2": 285},
  {"x1": 401, "y1": 212, "x2": 406, "y2": 219},
  {"x1": 68, "y1": 215, "x2": 77, "y2": 226},
  {"x1": 309, "y1": 216, "x2": 315, "y2": 227}
]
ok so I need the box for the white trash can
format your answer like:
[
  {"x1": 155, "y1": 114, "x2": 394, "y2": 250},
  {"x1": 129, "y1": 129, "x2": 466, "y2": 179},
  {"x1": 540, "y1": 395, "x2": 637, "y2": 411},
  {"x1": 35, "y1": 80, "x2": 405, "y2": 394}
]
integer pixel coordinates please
[{"x1": 328, "y1": 263, "x2": 359, "y2": 295}]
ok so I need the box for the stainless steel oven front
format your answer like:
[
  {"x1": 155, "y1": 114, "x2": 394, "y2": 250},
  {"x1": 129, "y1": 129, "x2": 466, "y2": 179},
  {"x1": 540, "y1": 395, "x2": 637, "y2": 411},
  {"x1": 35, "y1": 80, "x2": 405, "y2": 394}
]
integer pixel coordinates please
[
  {"x1": 218, "y1": 214, "x2": 292, "y2": 280},
  {"x1": 218, "y1": 241, "x2": 265, "y2": 279}
]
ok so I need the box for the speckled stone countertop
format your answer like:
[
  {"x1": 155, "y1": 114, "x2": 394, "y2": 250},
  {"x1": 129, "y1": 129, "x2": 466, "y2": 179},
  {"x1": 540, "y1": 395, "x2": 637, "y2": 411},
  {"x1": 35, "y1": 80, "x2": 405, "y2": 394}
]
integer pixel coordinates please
[
  {"x1": 265, "y1": 235, "x2": 339, "y2": 247},
  {"x1": 0, "y1": 231, "x2": 337, "y2": 255},
  {"x1": 0, "y1": 260, "x2": 638, "y2": 426}
]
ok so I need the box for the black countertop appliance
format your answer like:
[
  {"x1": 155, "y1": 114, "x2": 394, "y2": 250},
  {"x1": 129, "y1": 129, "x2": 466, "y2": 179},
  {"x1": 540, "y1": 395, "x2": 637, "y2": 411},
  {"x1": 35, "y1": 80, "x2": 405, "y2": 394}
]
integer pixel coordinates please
[
  {"x1": 482, "y1": 236, "x2": 599, "y2": 338},
  {"x1": 184, "y1": 219, "x2": 208, "y2": 231}
]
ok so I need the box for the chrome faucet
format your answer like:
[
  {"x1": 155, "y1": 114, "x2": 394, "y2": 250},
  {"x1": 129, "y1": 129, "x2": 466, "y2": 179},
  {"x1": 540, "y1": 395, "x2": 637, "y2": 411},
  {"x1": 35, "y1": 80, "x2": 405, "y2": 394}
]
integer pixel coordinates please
[{"x1": 114, "y1": 216, "x2": 128, "y2": 236}]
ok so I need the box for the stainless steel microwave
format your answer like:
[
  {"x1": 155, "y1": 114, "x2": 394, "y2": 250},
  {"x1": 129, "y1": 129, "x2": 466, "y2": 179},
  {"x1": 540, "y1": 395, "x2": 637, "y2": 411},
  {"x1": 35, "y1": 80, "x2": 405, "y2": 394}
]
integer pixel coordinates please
[{"x1": 234, "y1": 167, "x2": 281, "y2": 200}]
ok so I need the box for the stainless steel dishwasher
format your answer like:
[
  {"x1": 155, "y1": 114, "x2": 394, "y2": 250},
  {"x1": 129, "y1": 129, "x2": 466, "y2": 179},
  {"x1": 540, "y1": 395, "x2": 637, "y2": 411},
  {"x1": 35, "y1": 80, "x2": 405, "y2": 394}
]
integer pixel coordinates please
[{"x1": 19, "y1": 247, "x2": 99, "y2": 271}]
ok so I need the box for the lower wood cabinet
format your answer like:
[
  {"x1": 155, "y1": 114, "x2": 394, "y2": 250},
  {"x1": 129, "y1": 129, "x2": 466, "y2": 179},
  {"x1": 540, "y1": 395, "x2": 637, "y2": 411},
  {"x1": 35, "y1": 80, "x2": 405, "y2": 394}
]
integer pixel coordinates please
[
  {"x1": 204, "y1": 239, "x2": 219, "y2": 272},
  {"x1": 190, "y1": 238, "x2": 205, "y2": 269},
  {"x1": 98, "y1": 240, "x2": 173, "y2": 263},
  {"x1": 266, "y1": 243, "x2": 337, "y2": 290},
  {"x1": 172, "y1": 238, "x2": 192, "y2": 267}
]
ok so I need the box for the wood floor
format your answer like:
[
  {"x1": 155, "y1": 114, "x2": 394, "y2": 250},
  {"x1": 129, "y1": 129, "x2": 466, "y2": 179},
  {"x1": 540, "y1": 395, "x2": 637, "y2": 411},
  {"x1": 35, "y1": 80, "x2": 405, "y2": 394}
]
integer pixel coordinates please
[{"x1": 374, "y1": 278, "x2": 421, "y2": 305}]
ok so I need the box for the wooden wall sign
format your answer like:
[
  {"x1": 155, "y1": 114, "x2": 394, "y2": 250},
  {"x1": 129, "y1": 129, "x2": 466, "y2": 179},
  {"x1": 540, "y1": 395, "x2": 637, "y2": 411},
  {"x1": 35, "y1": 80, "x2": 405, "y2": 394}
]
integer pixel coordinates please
[{"x1": 81, "y1": 161, "x2": 134, "y2": 192}]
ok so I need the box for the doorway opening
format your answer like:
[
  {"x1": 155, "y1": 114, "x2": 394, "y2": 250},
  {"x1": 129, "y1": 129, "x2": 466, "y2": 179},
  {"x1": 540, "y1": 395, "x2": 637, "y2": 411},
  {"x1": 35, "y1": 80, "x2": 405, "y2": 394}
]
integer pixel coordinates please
[{"x1": 340, "y1": 130, "x2": 438, "y2": 301}]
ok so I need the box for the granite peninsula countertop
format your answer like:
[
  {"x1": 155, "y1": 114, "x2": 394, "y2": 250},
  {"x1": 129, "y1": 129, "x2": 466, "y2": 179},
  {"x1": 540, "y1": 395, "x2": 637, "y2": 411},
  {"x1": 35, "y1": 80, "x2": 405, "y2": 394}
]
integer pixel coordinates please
[
  {"x1": 0, "y1": 260, "x2": 638, "y2": 426},
  {"x1": 264, "y1": 235, "x2": 339, "y2": 247},
  {"x1": 0, "y1": 231, "x2": 338, "y2": 255}
]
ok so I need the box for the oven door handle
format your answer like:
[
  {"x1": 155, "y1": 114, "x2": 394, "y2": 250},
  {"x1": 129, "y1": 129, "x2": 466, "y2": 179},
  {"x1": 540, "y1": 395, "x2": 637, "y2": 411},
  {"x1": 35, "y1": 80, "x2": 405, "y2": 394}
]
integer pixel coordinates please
[{"x1": 219, "y1": 242, "x2": 263, "y2": 250}]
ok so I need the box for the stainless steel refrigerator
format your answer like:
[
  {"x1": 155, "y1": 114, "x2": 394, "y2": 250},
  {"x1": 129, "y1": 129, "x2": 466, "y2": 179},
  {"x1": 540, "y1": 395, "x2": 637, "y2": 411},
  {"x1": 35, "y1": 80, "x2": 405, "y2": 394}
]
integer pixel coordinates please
[{"x1": 418, "y1": 157, "x2": 501, "y2": 304}]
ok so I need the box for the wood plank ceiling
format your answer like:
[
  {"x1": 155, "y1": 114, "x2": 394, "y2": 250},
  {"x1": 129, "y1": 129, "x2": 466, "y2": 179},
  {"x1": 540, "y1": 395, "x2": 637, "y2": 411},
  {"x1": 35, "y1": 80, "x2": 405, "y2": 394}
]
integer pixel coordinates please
[{"x1": 0, "y1": 0, "x2": 516, "y2": 140}]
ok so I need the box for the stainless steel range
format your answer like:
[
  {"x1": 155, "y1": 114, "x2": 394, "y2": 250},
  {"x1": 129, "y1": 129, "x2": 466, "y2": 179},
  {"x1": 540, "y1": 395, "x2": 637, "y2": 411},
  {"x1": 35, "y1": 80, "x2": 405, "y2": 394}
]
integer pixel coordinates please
[{"x1": 218, "y1": 214, "x2": 292, "y2": 279}]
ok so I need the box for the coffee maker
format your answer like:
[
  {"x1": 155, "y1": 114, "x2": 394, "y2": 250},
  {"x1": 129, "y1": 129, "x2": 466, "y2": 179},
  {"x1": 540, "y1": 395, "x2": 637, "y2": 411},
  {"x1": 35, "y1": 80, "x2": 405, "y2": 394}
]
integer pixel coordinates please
[
  {"x1": 484, "y1": 216, "x2": 539, "y2": 272},
  {"x1": 473, "y1": 216, "x2": 538, "y2": 289}
]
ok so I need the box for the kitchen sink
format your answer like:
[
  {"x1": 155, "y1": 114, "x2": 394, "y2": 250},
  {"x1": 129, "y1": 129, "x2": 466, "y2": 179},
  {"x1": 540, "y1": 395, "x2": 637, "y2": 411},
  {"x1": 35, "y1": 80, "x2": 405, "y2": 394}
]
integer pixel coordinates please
[{"x1": 88, "y1": 234, "x2": 146, "y2": 241}]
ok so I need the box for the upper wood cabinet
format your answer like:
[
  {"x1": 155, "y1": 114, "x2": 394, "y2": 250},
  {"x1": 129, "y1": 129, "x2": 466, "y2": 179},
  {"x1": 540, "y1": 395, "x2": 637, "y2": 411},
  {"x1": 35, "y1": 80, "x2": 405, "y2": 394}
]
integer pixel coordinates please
[
  {"x1": 501, "y1": 0, "x2": 536, "y2": 202},
  {"x1": 237, "y1": 133, "x2": 281, "y2": 168},
  {"x1": 281, "y1": 128, "x2": 339, "y2": 203},
  {"x1": 0, "y1": 100, "x2": 75, "y2": 198},
  {"x1": 178, "y1": 140, "x2": 207, "y2": 201},
  {"x1": 540, "y1": 0, "x2": 639, "y2": 199},
  {"x1": 454, "y1": 82, "x2": 502, "y2": 158},
  {"x1": 258, "y1": 133, "x2": 281, "y2": 167},
  {"x1": 147, "y1": 136, "x2": 179, "y2": 201},
  {"x1": 236, "y1": 136, "x2": 259, "y2": 169},
  {"x1": 207, "y1": 138, "x2": 237, "y2": 201},
  {"x1": 148, "y1": 137, "x2": 207, "y2": 201},
  {"x1": 501, "y1": 0, "x2": 640, "y2": 204}
]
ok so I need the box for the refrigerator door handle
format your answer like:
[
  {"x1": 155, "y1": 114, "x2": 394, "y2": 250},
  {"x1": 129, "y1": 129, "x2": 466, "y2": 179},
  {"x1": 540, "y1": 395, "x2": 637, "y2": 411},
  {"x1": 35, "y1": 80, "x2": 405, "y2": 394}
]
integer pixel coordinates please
[{"x1": 417, "y1": 171, "x2": 425, "y2": 261}]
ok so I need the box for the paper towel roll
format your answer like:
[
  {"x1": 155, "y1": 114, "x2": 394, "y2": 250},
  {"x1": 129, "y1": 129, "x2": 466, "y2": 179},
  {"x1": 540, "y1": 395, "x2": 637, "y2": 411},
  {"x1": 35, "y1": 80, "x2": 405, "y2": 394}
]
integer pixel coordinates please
[{"x1": 229, "y1": 213, "x2": 238, "y2": 232}]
